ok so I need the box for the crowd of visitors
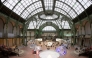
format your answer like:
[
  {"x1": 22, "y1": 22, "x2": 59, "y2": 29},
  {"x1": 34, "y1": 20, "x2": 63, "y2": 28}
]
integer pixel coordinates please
[{"x1": 0, "y1": 45, "x2": 19, "y2": 58}]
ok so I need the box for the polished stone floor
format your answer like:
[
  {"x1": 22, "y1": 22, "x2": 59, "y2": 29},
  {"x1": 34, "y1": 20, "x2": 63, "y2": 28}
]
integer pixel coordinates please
[{"x1": 9, "y1": 44, "x2": 81, "y2": 58}]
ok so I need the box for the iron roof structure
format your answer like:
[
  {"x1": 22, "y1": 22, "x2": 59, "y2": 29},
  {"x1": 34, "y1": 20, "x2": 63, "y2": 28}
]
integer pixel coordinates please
[{"x1": 0, "y1": 0, "x2": 92, "y2": 31}]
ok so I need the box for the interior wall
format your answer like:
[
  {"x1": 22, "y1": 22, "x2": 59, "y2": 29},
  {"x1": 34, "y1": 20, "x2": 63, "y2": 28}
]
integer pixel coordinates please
[
  {"x1": 0, "y1": 16, "x2": 23, "y2": 46},
  {"x1": 78, "y1": 26, "x2": 81, "y2": 35},
  {"x1": 0, "y1": 39, "x2": 4, "y2": 45},
  {"x1": 13, "y1": 27, "x2": 16, "y2": 36},
  {"x1": 0, "y1": 19, "x2": 4, "y2": 32},
  {"x1": 84, "y1": 38, "x2": 90, "y2": 47},
  {"x1": 17, "y1": 26, "x2": 20, "y2": 35},
  {"x1": 8, "y1": 38, "x2": 13, "y2": 47},
  {"x1": 85, "y1": 22, "x2": 91, "y2": 35},
  {"x1": 82, "y1": 26, "x2": 85, "y2": 35},
  {"x1": 75, "y1": 20, "x2": 92, "y2": 47},
  {"x1": 0, "y1": 19, "x2": 4, "y2": 38},
  {"x1": 8, "y1": 22, "x2": 13, "y2": 33}
]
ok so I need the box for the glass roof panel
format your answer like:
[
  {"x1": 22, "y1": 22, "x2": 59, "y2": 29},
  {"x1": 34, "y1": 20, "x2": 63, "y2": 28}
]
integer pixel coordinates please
[
  {"x1": 28, "y1": 20, "x2": 70, "y2": 29},
  {"x1": 13, "y1": 0, "x2": 35, "y2": 15},
  {"x1": 13, "y1": 3, "x2": 25, "y2": 15},
  {"x1": 28, "y1": 14, "x2": 70, "y2": 29},
  {"x1": 46, "y1": 16, "x2": 53, "y2": 19},
  {"x1": 28, "y1": 20, "x2": 37, "y2": 29},
  {"x1": 61, "y1": 21, "x2": 70, "y2": 29},
  {"x1": 36, "y1": 21, "x2": 47, "y2": 29},
  {"x1": 40, "y1": 14, "x2": 58, "y2": 20},
  {"x1": 52, "y1": 21, "x2": 61, "y2": 29},
  {"x1": 55, "y1": 1, "x2": 77, "y2": 18},
  {"x1": 21, "y1": 10, "x2": 29, "y2": 18},
  {"x1": 28, "y1": 21, "x2": 35, "y2": 29},
  {"x1": 31, "y1": 8, "x2": 43, "y2": 16},
  {"x1": 1, "y1": 0, "x2": 92, "y2": 19},
  {"x1": 27, "y1": 8, "x2": 43, "y2": 19},
  {"x1": 41, "y1": 21, "x2": 47, "y2": 25},
  {"x1": 44, "y1": 0, "x2": 53, "y2": 10},
  {"x1": 3, "y1": 0, "x2": 19, "y2": 9},
  {"x1": 28, "y1": 19, "x2": 47, "y2": 29},
  {"x1": 42, "y1": 26, "x2": 56, "y2": 31},
  {"x1": 55, "y1": 8, "x2": 70, "y2": 18},
  {"x1": 58, "y1": 0, "x2": 91, "y2": 18},
  {"x1": 28, "y1": 16, "x2": 47, "y2": 29},
  {"x1": 72, "y1": 2, "x2": 84, "y2": 15},
  {"x1": 21, "y1": 1, "x2": 42, "y2": 19},
  {"x1": 68, "y1": 10, "x2": 77, "y2": 18},
  {"x1": 2, "y1": 0, "x2": 42, "y2": 19},
  {"x1": 79, "y1": 0, "x2": 92, "y2": 9}
]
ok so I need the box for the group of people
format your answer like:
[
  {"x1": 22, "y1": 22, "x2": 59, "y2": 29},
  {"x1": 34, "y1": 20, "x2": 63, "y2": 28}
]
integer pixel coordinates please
[
  {"x1": 0, "y1": 45, "x2": 19, "y2": 58},
  {"x1": 61, "y1": 43, "x2": 71, "y2": 49},
  {"x1": 79, "y1": 51, "x2": 92, "y2": 58},
  {"x1": 74, "y1": 45, "x2": 92, "y2": 58}
]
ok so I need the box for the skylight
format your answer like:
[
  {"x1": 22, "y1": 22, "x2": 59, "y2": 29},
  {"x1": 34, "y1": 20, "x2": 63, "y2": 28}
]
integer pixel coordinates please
[
  {"x1": 39, "y1": 14, "x2": 58, "y2": 20},
  {"x1": 1, "y1": 0, "x2": 92, "y2": 19},
  {"x1": 44, "y1": 0, "x2": 53, "y2": 10},
  {"x1": 1, "y1": 0, "x2": 42, "y2": 19},
  {"x1": 42, "y1": 26, "x2": 56, "y2": 31}
]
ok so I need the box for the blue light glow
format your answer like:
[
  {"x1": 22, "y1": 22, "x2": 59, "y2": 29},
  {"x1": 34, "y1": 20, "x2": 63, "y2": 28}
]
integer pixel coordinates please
[{"x1": 56, "y1": 45, "x2": 67, "y2": 56}]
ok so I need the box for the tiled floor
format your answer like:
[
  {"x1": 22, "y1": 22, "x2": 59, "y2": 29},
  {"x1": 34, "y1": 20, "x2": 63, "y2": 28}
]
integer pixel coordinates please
[{"x1": 9, "y1": 45, "x2": 80, "y2": 58}]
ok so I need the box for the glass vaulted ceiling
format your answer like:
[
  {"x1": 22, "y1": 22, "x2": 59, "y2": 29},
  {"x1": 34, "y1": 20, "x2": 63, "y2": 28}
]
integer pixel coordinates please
[
  {"x1": 28, "y1": 15, "x2": 70, "y2": 29},
  {"x1": 1, "y1": 0, "x2": 92, "y2": 30},
  {"x1": 1, "y1": 0, "x2": 92, "y2": 19}
]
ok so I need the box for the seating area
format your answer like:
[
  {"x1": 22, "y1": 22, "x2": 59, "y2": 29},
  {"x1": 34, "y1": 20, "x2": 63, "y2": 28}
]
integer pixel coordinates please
[
  {"x1": 73, "y1": 45, "x2": 92, "y2": 58},
  {"x1": 79, "y1": 51, "x2": 92, "y2": 58},
  {"x1": 0, "y1": 45, "x2": 19, "y2": 58}
]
